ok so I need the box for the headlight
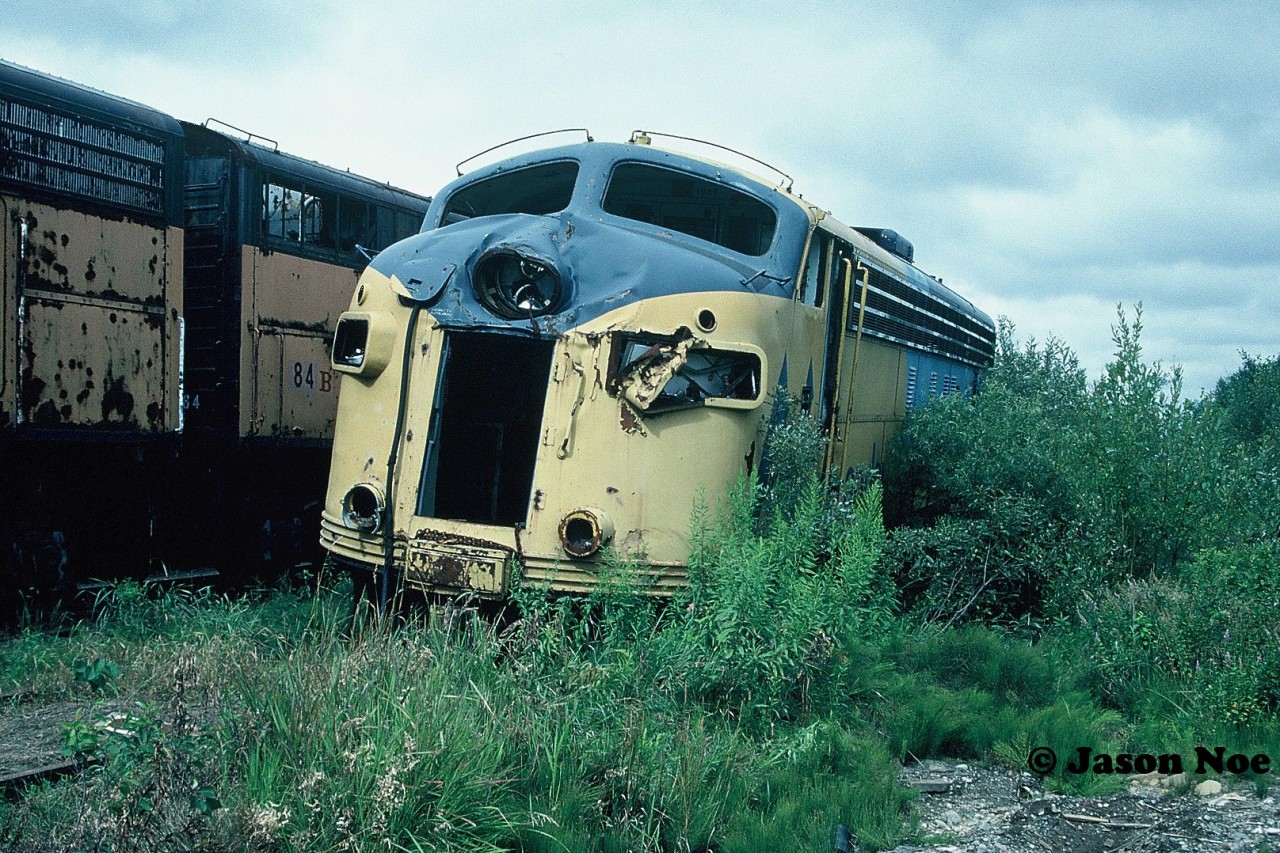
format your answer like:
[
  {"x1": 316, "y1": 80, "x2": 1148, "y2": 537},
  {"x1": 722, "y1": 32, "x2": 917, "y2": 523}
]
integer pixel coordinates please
[
  {"x1": 558, "y1": 507, "x2": 614, "y2": 558},
  {"x1": 474, "y1": 250, "x2": 562, "y2": 318},
  {"x1": 342, "y1": 484, "x2": 384, "y2": 532}
]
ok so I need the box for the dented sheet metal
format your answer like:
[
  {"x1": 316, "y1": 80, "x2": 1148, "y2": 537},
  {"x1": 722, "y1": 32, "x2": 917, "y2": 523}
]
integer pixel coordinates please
[
  {"x1": 618, "y1": 336, "x2": 694, "y2": 411},
  {"x1": 370, "y1": 141, "x2": 811, "y2": 333}
]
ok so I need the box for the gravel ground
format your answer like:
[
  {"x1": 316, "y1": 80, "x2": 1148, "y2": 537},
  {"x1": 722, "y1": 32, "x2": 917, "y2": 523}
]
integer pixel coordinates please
[{"x1": 891, "y1": 759, "x2": 1280, "y2": 852}]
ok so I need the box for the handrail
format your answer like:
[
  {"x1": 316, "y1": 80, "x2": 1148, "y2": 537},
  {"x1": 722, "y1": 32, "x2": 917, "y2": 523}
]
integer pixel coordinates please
[
  {"x1": 630, "y1": 129, "x2": 794, "y2": 191},
  {"x1": 202, "y1": 118, "x2": 279, "y2": 152},
  {"x1": 455, "y1": 128, "x2": 593, "y2": 176}
]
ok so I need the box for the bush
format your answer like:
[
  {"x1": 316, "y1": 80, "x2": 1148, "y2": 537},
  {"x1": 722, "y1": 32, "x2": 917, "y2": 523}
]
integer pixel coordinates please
[
  {"x1": 1214, "y1": 352, "x2": 1280, "y2": 446},
  {"x1": 667, "y1": 402, "x2": 893, "y2": 726},
  {"x1": 1076, "y1": 542, "x2": 1280, "y2": 727},
  {"x1": 885, "y1": 307, "x2": 1277, "y2": 629}
]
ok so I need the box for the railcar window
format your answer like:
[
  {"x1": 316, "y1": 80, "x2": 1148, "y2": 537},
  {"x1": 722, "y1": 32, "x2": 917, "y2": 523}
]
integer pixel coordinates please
[
  {"x1": 339, "y1": 197, "x2": 373, "y2": 252},
  {"x1": 264, "y1": 181, "x2": 337, "y2": 249},
  {"x1": 602, "y1": 163, "x2": 777, "y2": 256},
  {"x1": 378, "y1": 206, "x2": 424, "y2": 247},
  {"x1": 800, "y1": 231, "x2": 829, "y2": 308},
  {"x1": 440, "y1": 161, "x2": 578, "y2": 226},
  {"x1": 265, "y1": 183, "x2": 302, "y2": 241}
]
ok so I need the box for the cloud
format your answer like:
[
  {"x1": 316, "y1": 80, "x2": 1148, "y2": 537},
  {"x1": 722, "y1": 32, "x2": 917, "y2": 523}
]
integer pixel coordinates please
[{"x1": 1, "y1": 0, "x2": 1275, "y2": 395}]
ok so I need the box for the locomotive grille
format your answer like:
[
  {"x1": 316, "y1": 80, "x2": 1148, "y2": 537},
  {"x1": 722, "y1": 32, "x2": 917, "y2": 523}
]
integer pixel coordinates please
[{"x1": 1, "y1": 96, "x2": 169, "y2": 216}]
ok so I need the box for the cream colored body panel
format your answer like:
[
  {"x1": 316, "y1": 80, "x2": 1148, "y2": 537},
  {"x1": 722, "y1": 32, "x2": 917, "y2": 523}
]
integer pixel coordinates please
[
  {"x1": 836, "y1": 338, "x2": 908, "y2": 470},
  {"x1": 238, "y1": 248, "x2": 358, "y2": 440},
  {"x1": 2, "y1": 196, "x2": 182, "y2": 432}
]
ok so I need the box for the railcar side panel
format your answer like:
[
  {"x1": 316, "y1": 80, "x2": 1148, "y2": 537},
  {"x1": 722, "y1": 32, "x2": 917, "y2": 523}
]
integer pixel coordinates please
[
  {"x1": 239, "y1": 248, "x2": 353, "y2": 441},
  {"x1": 836, "y1": 337, "x2": 908, "y2": 470},
  {"x1": 6, "y1": 199, "x2": 182, "y2": 432}
]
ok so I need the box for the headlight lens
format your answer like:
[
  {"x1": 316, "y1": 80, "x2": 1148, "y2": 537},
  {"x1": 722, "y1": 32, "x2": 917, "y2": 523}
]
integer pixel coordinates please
[{"x1": 474, "y1": 251, "x2": 562, "y2": 318}]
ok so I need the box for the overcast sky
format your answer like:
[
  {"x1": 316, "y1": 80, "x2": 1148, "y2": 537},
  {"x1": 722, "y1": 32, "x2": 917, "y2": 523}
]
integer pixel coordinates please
[{"x1": 4, "y1": 1, "x2": 1276, "y2": 394}]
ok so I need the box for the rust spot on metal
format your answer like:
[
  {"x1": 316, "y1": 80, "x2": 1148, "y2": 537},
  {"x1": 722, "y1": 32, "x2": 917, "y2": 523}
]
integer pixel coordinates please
[
  {"x1": 33, "y1": 400, "x2": 59, "y2": 425},
  {"x1": 411, "y1": 528, "x2": 512, "y2": 554},
  {"x1": 620, "y1": 403, "x2": 641, "y2": 434},
  {"x1": 427, "y1": 555, "x2": 467, "y2": 587},
  {"x1": 619, "y1": 400, "x2": 648, "y2": 436},
  {"x1": 101, "y1": 375, "x2": 135, "y2": 423}
]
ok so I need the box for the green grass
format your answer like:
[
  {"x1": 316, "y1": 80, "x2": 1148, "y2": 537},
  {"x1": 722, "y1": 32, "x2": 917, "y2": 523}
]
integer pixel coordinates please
[{"x1": 4, "y1": 345, "x2": 1278, "y2": 850}]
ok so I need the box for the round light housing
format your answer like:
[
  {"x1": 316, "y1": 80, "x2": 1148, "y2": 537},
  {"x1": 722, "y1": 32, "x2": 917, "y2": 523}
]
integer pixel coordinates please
[
  {"x1": 558, "y1": 507, "x2": 615, "y2": 558},
  {"x1": 474, "y1": 250, "x2": 562, "y2": 318},
  {"x1": 342, "y1": 484, "x2": 384, "y2": 532}
]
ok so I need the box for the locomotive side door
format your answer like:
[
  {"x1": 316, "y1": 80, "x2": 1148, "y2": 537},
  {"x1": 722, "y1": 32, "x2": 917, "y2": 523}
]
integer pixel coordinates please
[{"x1": 819, "y1": 238, "x2": 855, "y2": 473}]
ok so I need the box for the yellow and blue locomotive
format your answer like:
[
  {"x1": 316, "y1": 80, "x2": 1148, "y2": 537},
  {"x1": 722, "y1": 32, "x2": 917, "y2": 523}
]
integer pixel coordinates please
[{"x1": 322, "y1": 131, "x2": 995, "y2": 602}]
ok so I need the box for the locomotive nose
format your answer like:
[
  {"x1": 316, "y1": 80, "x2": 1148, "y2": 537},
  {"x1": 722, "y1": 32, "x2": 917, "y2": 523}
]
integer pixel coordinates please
[{"x1": 384, "y1": 215, "x2": 573, "y2": 323}]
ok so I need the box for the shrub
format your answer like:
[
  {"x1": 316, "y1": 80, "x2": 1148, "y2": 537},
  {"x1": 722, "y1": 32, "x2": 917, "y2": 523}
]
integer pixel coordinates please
[
  {"x1": 1075, "y1": 542, "x2": 1280, "y2": 727},
  {"x1": 668, "y1": 402, "x2": 893, "y2": 726},
  {"x1": 884, "y1": 307, "x2": 1276, "y2": 629}
]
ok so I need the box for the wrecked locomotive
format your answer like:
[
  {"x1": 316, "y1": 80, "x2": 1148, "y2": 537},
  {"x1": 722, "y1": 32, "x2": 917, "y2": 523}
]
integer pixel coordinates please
[
  {"x1": 322, "y1": 130, "x2": 996, "y2": 604},
  {"x1": 0, "y1": 60, "x2": 431, "y2": 593}
]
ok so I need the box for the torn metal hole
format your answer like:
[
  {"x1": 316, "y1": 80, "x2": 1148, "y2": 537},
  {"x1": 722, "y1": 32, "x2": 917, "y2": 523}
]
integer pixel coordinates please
[{"x1": 613, "y1": 335, "x2": 760, "y2": 413}]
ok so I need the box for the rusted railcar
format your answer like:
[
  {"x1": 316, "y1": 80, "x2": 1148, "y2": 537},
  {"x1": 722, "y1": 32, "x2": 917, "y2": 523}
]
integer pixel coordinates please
[
  {"x1": 321, "y1": 131, "x2": 995, "y2": 606},
  {"x1": 0, "y1": 60, "x2": 430, "y2": 596}
]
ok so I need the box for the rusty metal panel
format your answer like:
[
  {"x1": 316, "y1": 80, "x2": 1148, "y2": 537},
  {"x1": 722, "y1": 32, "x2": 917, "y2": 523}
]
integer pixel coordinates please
[
  {"x1": 404, "y1": 539, "x2": 509, "y2": 594},
  {"x1": 249, "y1": 329, "x2": 338, "y2": 439},
  {"x1": 10, "y1": 200, "x2": 181, "y2": 432},
  {"x1": 239, "y1": 248, "x2": 355, "y2": 440},
  {"x1": 21, "y1": 298, "x2": 168, "y2": 429}
]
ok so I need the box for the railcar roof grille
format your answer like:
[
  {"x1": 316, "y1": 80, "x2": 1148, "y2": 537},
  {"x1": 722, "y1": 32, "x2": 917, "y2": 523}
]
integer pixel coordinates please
[{"x1": 1, "y1": 94, "x2": 171, "y2": 216}]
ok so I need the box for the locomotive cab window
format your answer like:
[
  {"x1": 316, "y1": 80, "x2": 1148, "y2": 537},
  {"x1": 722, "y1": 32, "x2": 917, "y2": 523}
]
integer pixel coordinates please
[
  {"x1": 440, "y1": 160, "x2": 579, "y2": 226},
  {"x1": 602, "y1": 163, "x2": 777, "y2": 256},
  {"x1": 800, "y1": 230, "x2": 831, "y2": 308}
]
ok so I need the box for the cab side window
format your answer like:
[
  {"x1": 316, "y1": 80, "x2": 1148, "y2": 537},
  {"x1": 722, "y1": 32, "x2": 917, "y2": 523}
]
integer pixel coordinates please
[{"x1": 800, "y1": 231, "x2": 830, "y2": 308}]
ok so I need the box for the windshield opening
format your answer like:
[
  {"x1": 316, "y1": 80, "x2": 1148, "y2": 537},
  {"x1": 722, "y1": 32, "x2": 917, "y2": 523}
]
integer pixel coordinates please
[
  {"x1": 602, "y1": 162, "x2": 777, "y2": 256},
  {"x1": 440, "y1": 160, "x2": 578, "y2": 226}
]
